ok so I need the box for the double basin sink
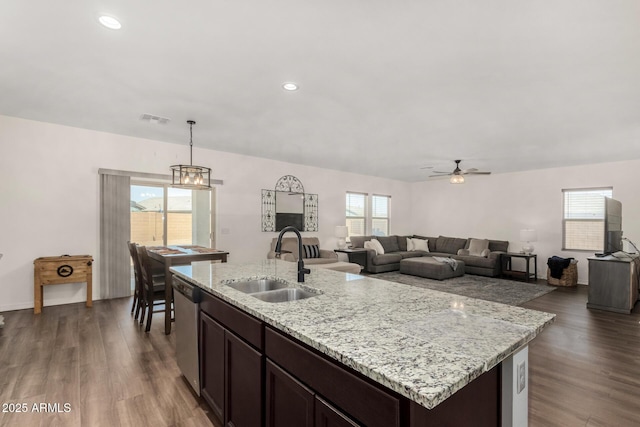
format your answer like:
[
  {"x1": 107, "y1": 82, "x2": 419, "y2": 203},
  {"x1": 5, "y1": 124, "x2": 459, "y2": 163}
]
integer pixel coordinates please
[{"x1": 225, "y1": 279, "x2": 320, "y2": 303}]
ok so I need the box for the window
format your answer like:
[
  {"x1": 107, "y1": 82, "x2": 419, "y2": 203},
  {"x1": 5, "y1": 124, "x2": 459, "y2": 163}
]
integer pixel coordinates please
[
  {"x1": 563, "y1": 187, "x2": 612, "y2": 251},
  {"x1": 371, "y1": 195, "x2": 390, "y2": 236},
  {"x1": 346, "y1": 192, "x2": 366, "y2": 238},
  {"x1": 345, "y1": 192, "x2": 391, "y2": 238},
  {"x1": 131, "y1": 183, "x2": 215, "y2": 247}
]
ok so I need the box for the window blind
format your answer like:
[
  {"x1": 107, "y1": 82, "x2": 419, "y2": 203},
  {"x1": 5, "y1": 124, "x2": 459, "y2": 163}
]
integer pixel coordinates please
[
  {"x1": 562, "y1": 188, "x2": 612, "y2": 250},
  {"x1": 346, "y1": 192, "x2": 366, "y2": 237},
  {"x1": 372, "y1": 195, "x2": 390, "y2": 236}
]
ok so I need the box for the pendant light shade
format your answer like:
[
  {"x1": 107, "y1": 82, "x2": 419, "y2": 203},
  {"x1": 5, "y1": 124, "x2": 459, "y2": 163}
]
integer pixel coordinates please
[{"x1": 171, "y1": 120, "x2": 212, "y2": 190}]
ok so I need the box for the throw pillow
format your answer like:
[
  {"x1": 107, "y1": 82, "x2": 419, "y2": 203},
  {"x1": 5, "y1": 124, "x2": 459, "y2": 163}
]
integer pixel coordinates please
[
  {"x1": 406, "y1": 237, "x2": 414, "y2": 251},
  {"x1": 468, "y1": 238, "x2": 490, "y2": 257},
  {"x1": 365, "y1": 239, "x2": 385, "y2": 255},
  {"x1": 364, "y1": 240, "x2": 377, "y2": 254},
  {"x1": 376, "y1": 236, "x2": 400, "y2": 253},
  {"x1": 412, "y1": 238, "x2": 429, "y2": 252},
  {"x1": 302, "y1": 244, "x2": 320, "y2": 258}
]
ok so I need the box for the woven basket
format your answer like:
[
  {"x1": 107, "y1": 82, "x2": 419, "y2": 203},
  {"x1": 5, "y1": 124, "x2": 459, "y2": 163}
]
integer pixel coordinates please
[{"x1": 547, "y1": 261, "x2": 578, "y2": 286}]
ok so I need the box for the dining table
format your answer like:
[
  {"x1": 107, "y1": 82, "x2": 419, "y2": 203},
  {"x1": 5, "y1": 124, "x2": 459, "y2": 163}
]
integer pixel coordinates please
[{"x1": 147, "y1": 245, "x2": 229, "y2": 334}]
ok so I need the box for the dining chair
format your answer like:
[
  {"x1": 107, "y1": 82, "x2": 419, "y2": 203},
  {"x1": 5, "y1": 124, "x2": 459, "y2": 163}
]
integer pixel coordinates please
[
  {"x1": 136, "y1": 245, "x2": 171, "y2": 332},
  {"x1": 127, "y1": 241, "x2": 144, "y2": 320}
]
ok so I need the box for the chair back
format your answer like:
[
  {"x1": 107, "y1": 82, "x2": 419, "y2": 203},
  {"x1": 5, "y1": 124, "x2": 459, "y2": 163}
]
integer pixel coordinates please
[
  {"x1": 127, "y1": 241, "x2": 143, "y2": 289},
  {"x1": 136, "y1": 246, "x2": 154, "y2": 292}
]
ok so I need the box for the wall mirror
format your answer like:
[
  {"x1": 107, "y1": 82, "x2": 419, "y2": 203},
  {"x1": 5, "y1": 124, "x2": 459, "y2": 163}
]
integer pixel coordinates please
[{"x1": 262, "y1": 175, "x2": 318, "y2": 232}]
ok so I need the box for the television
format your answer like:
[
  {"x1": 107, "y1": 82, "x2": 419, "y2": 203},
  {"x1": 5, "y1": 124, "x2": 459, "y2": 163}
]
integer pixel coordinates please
[
  {"x1": 276, "y1": 213, "x2": 304, "y2": 231},
  {"x1": 603, "y1": 197, "x2": 622, "y2": 255}
]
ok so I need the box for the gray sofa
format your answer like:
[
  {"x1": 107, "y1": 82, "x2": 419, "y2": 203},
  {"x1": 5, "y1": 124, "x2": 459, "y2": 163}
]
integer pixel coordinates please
[{"x1": 349, "y1": 235, "x2": 509, "y2": 277}]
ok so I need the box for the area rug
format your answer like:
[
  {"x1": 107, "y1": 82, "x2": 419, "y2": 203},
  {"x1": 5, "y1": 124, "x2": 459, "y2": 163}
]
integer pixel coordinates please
[{"x1": 375, "y1": 272, "x2": 556, "y2": 306}]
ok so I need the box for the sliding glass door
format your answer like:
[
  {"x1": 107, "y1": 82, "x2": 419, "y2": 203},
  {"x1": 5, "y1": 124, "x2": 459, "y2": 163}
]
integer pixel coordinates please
[{"x1": 130, "y1": 183, "x2": 215, "y2": 247}]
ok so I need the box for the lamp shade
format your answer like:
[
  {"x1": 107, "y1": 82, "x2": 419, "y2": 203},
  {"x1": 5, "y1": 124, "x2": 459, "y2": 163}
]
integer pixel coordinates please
[
  {"x1": 335, "y1": 226, "x2": 349, "y2": 238},
  {"x1": 520, "y1": 229, "x2": 537, "y2": 242}
]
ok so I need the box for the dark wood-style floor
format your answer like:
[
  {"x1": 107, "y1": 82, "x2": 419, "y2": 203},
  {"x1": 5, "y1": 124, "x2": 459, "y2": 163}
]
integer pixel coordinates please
[
  {"x1": 1, "y1": 284, "x2": 638, "y2": 426},
  {"x1": 0, "y1": 299, "x2": 221, "y2": 427},
  {"x1": 522, "y1": 285, "x2": 640, "y2": 426}
]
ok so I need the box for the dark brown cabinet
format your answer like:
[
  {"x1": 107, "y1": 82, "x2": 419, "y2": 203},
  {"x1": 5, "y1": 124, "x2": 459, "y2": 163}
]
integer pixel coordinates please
[
  {"x1": 315, "y1": 397, "x2": 359, "y2": 427},
  {"x1": 266, "y1": 360, "x2": 314, "y2": 427},
  {"x1": 266, "y1": 359, "x2": 359, "y2": 427},
  {"x1": 226, "y1": 332, "x2": 263, "y2": 427},
  {"x1": 200, "y1": 293, "x2": 264, "y2": 427},
  {"x1": 200, "y1": 312, "x2": 225, "y2": 421}
]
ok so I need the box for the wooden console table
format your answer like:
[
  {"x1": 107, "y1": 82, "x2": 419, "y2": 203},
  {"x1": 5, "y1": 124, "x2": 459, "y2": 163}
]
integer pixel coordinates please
[{"x1": 33, "y1": 255, "x2": 93, "y2": 314}]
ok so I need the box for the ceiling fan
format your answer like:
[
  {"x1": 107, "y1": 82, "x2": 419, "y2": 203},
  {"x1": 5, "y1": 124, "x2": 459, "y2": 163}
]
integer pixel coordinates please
[{"x1": 426, "y1": 160, "x2": 491, "y2": 184}]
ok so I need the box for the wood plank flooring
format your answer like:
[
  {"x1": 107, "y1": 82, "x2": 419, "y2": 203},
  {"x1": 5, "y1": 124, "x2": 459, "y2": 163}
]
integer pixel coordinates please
[
  {"x1": 0, "y1": 299, "x2": 221, "y2": 427},
  {"x1": 522, "y1": 284, "x2": 640, "y2": 426},
  {"x1": 0, "y1": 285, "x2": 638, "y2": 426}
]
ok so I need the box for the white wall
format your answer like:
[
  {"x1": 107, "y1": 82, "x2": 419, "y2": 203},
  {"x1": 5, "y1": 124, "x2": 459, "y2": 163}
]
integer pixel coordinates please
[
  {"x1": 410, "y1": 160, "x2": 640, "y2": 284},
  {"x1": 0, "y1": 115, "x2": 412, "y2": 311},
  {"x1": 3, "y1": 114, "x2": 638, "y2": 311}
]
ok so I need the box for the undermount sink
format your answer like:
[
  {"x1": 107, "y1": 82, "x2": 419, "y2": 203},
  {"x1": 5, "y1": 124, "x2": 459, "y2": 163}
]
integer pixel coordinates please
[
  {"x1": 226, "y1": 279, "x2": 289, "y2": 294},
  {"x1": 251, "y1": 288, "x2": 318, "y2": 303}
]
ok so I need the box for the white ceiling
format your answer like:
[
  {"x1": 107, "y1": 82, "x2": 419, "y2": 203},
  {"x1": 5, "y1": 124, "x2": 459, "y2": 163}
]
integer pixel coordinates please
[{"x1": 2, "y1": 0, "x2": 639, "y2": 181}]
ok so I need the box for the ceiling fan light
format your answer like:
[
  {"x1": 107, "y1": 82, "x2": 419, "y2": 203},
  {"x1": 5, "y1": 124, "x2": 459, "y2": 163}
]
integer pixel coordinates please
[{"x1": 450, "y1": 174, "x2": 465, "y2": 184}]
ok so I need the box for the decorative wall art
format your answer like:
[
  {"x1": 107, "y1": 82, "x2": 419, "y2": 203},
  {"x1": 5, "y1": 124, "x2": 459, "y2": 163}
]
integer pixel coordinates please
[{"x1": 261, "y1": 175, "x2": 318, "y2": 232}]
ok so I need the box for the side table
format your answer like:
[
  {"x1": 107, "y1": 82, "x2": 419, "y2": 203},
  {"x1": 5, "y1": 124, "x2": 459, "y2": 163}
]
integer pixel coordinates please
[
  {"x1": 334, "y1": 248, "x2": 369, "y2": 272},
  {"x1": 501, "y1": 253, "x2": 537, "y2": 282}
]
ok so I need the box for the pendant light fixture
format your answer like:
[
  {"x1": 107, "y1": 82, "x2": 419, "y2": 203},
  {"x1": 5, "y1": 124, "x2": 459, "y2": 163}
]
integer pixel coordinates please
[{"x1": 171, "y1": 120, "x2": 212, "y2": 190}]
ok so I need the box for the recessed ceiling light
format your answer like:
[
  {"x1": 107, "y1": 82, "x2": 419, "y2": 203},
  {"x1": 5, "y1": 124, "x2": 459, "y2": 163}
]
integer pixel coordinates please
[
  {"x1": 99, "y1": 15, "x2": 122, "y2": 30},
  {"x1": 282, "y1": 82, "x2": 299, "y2": 91}
]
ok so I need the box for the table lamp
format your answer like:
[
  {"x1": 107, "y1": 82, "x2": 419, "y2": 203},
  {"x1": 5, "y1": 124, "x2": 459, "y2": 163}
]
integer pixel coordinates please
[
  {"x1": 520, "y1": 229, "x2": 537, "y2": 254},
  {"x1": 335, "y1": 226, "x2": 349, "y2": 249}
]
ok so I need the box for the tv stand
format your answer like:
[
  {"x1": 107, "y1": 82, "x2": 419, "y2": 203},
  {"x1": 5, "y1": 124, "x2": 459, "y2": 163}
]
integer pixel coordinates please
[{"x1": 587, "y1": 254, "x2": 640, "y2": 314}]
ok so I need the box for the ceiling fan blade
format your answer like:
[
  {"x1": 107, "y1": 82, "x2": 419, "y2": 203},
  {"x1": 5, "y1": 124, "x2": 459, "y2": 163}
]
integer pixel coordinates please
[
  {"x1": 428, "y1": 173, "x2": 452, "y2": 178},
  {"x1": 431, "y1": 170, "x2": 451, "y2": 174},
  {"x1": 465, "y1": 171, "x2": 491, "y2": 175}
]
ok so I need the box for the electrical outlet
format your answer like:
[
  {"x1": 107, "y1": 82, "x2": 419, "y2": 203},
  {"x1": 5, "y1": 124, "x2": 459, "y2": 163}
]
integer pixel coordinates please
[{"x1": 517, "y1": 361, "x2": 526, "y2": 394}]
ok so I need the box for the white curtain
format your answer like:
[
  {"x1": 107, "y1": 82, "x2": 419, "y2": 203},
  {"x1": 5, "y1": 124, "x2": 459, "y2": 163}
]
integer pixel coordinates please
[{"x1": 99, "y1": 173, "x2": 131, "y2": 299}]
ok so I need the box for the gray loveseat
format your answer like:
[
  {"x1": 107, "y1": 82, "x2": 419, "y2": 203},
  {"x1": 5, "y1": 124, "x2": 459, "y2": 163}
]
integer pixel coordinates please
[{"x1": 349, "y1": 235, "x2": 508, "y2": 277}]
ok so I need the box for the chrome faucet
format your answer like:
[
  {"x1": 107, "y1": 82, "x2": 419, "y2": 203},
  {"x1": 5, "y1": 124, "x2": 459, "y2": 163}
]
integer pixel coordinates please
[{"x1": 274, "y1": 226, "x2": 311, "y2": 282}]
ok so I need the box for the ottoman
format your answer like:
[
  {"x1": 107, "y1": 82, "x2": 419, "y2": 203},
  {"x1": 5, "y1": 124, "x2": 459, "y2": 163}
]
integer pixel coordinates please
[
  {"x1": 400, "y1": 257, "x2": 465, "y2": 280},
  {"x1": 310, "y1": 261, "x2": 362, "y2": 274}
]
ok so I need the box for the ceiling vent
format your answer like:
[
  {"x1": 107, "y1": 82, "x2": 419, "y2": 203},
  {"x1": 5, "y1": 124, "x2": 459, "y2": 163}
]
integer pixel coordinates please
[{"x1": 140, "y1": 113, "x2": 170, "y2": 125}]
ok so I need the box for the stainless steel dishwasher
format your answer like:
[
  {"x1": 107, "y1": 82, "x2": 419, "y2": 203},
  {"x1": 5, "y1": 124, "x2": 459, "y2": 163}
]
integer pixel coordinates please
[{"x1": 172, "y1": 276, "x2": 202, "y2": 396}]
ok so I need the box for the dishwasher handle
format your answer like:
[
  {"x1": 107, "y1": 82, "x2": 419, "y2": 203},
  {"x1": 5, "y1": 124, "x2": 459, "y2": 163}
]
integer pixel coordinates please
[{"x1": 172, "y1": 277, "x2": 202, "y2": 303}]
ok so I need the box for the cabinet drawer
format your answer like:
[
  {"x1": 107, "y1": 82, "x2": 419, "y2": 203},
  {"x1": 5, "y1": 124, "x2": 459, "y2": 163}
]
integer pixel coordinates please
[
  {"x1": 200, "y1": 292, "x2": 263, "y2": 350},
  {"x1": 265, "y1": 327, "x2": 401, "y2": 427}
]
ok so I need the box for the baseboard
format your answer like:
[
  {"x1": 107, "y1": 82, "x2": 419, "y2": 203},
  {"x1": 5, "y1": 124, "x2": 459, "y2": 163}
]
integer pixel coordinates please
[{"x1": 0, "y1": 297, "x2": 101, "y2": 313}]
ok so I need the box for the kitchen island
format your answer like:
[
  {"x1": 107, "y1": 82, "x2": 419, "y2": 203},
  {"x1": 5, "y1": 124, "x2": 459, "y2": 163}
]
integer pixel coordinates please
[{"x1": 171, "y1": 260, "x2": 555, "y2": 427}]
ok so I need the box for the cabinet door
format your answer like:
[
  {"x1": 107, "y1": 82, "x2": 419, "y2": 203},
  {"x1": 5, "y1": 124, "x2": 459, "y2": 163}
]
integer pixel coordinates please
[
  {"x1": 200, "y1": 312, "x2": 225, "y2": 422},
  {"x1": 315, "y1": 397, "x2": 360, "y2": 427},
  {"x1": 225, "y1": 332, "x2": 263, "y2": 427},
  {"x1": 266, "y1": 360, "x2": 314, "y2": 427}
]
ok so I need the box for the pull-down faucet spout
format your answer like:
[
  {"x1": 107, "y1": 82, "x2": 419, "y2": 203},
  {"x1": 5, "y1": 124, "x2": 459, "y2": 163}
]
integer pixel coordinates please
[{"x1": 274, "y1": 226, "x2": 311, "y2": 282}]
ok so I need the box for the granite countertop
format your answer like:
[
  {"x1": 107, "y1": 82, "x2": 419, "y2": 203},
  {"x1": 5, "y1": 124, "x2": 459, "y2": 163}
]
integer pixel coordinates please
[{"x1": 171, "y1": 260, "x2": 555, "y2": 410}]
